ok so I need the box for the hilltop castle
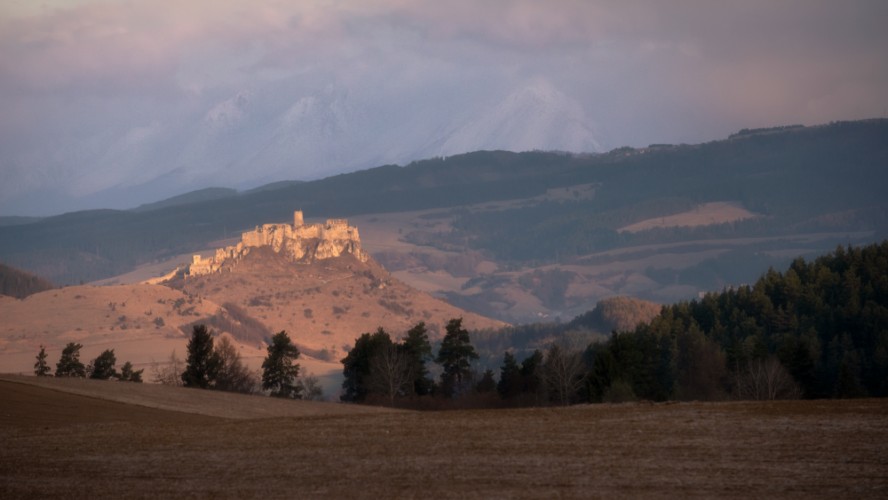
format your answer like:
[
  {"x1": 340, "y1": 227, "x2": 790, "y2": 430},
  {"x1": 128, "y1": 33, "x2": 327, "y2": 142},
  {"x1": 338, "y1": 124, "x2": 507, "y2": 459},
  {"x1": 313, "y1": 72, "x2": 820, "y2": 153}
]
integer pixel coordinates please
[{"x1": 188, "y1": 211, "x2": 368, "y2": 277}]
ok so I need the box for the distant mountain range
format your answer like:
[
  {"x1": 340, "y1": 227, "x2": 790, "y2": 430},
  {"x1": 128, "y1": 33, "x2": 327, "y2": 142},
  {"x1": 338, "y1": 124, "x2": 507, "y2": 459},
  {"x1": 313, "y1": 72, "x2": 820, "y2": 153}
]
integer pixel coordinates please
[
  {"x1": 1, "y1": 79, "x2": 604, "y2": 216},
  {"x1": 1, "y1": 119, "x2": 886, "y2": 322}
]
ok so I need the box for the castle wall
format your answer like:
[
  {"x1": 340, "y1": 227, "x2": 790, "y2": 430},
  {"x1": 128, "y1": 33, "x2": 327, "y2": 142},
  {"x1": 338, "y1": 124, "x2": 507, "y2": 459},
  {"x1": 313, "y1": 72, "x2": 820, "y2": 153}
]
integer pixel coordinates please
[{"x1": 187, "y1": 211, "x2": 367, "y2": 277}]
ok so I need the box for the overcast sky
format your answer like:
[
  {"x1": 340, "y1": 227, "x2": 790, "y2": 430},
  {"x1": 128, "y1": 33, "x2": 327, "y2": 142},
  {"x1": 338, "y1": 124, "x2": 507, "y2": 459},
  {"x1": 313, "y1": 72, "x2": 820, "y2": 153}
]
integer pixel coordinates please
[{"x1": 1, "y1": 1, "x2": 887, "y2": 216}]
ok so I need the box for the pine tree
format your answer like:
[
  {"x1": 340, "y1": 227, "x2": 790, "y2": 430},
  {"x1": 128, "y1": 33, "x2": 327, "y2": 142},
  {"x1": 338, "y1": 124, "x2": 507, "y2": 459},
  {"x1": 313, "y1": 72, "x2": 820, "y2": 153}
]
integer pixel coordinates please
[
  {"x1": 262, "y1": 331, "x2": 301, "y2": 398},
  {"x1": 497, "y1": 351, "x2": 521, "y2": 399},
  {"x1": 402, "y1": 321, "x2": 434, "y2": 396},
  {"x1": 476, "y1": 369, "x2": 497, "y2": 393},
  {"x1": 341, "y1": 328, "x2": 392, "y2": 402},
  {"x1": 119, "y1": 361, "x2": 144, "y2": 383},
  {"x1": 436, "y1": 318, "x2": 479, "y2": 397},
  {"x1": 182, "y1": 325, "x2": 221, "y2": 388},
  {"x1": 55, "y1": 342, "x2": 86, "y2": 378},
  {"x1": 34, "y1": 345, "x2": 51, "y2": 376},
  {"x1": 89, "y1": 349, "x2": 118, "y2": 380}
]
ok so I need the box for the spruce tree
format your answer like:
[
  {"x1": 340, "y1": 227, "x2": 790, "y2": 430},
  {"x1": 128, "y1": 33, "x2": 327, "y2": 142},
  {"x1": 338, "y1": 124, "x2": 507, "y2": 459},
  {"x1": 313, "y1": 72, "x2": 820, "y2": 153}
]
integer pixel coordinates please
[
  {"x1": 55, "y1": 342, "x2": 86, "y2": 377},
  {"x1": 497, "y1": 351, "x2": 522, "y2": 399},
  {"x1": 34, "y1": 345, "x2": 51, "y2": 376},
  {"x1": 119, "y1": 361, "x2": 144, "y2": 383},
  {"x1": 403, "y1": 321, "x2": 434, "y2": 396},
  {"x1": 340, "y1": 328, "x2": 392, "y2": 402},
  {"x1": 262, "y1": 331, "x2": 301, "y2": 398},
  {"x1": 182, "y1": 325, "x2": 221, "y2": 388},
  {"x1": 435, "y1": 318, "x2": 479, "y2": 397},
  {"x1": 89, "y1": 349, "x2": 118, "y2": 380},
  {"x1": 476, "y1": 369, "x2": 497, "y2": 393}
]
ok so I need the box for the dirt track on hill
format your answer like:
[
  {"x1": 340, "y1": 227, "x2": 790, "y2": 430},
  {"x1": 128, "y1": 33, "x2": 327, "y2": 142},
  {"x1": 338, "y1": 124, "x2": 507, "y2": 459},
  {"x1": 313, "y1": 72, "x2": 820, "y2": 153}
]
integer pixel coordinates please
[{"x1": 1, "y1": 378, "x2": 886, "y2": 499}]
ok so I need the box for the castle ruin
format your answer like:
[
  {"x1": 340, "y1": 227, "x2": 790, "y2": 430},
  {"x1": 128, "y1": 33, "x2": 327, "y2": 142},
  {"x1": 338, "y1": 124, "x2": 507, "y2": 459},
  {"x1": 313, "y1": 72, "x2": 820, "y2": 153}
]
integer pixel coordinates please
[{"x1": 188, "y1": 211, "x2": 368, "y2": 277}]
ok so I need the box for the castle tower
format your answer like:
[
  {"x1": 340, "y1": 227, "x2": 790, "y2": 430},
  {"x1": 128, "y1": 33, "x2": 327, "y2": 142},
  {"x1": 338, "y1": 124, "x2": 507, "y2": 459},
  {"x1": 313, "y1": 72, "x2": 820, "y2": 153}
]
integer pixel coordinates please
[{"x1": 293, "y1": 210, "x2": 304, "y2": 228}]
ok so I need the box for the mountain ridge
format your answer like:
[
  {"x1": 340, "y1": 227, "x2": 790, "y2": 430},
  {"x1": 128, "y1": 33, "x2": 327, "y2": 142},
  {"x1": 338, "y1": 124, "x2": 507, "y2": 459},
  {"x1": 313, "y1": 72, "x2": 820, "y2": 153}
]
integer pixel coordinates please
[{"x1": 0, "y1": 119, "x2": 885, "y2": 322}]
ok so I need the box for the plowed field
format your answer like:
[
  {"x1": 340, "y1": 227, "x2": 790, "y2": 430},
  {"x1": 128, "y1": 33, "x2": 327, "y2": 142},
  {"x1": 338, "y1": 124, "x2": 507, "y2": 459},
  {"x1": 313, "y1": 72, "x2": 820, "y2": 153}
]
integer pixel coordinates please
[{"x1": 1, "y1": 377, "x2": 886, "y2": 498}]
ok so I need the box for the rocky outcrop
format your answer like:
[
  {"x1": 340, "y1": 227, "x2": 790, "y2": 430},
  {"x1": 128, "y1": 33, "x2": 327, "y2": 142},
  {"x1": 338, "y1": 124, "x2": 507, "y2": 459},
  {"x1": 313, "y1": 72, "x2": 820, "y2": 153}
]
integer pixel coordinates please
[{"x1": 188, "y1": 211, "x2": 368, "y2": 277}]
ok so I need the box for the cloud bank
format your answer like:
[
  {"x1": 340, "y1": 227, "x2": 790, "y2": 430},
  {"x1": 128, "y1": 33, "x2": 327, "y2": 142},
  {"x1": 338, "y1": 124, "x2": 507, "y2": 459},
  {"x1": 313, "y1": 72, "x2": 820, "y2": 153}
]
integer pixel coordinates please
[{"x1": 1, "y1": 0, "x2": 886, "y2": 215}]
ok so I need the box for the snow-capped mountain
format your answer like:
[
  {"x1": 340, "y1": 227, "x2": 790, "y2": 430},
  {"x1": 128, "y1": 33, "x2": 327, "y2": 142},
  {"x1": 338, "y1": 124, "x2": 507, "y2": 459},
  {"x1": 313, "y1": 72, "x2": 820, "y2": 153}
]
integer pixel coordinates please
[
  {"x1": 435, "y1": 79, "x2": 604, "y2": 156},
  {"x1": 1, "y1": 78, "x2": 605, "y2": 215}
]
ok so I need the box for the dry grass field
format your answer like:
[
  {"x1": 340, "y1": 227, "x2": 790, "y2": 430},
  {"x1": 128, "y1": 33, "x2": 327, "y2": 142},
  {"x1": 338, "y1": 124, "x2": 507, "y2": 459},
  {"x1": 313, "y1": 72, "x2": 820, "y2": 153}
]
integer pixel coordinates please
[{"x1": 2, "y1": 376, "x2": 886, "y2": 499}]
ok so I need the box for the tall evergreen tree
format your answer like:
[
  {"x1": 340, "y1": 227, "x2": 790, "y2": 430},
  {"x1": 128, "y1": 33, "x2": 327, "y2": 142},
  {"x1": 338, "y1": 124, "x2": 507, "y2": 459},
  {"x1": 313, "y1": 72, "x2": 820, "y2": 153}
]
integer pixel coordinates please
[
  {"x1": 341, "y1": 328, "x2": 393, "y2": 402},
  {"x1": 262, "y1": 331, "x2": 301, "y2": 398},
  {"x1": 34, "y1": 345, "x2": 51, "y2": 376},
  {"x1": 119, "y1": 361, "x2": 144, "y2": 383},
  {"x1": 182, "y1": 324, "x2": 221, "y2": 388},
  {"x1": 497, "y1": 351, "x2": 522, "y2": 399},
  {"x1": 475, "y1": 369, "x2": 497, "y2": 393},
  {"x1": 402, "y1": 321, "x2": 434, "y2": 396},
  {"x1": 89, "y1": 349, "x2": 118, "y2": 380},
  {"x1": 520, "y1": 349, "x2": 544, "y2": 396},
  {"x1": 55, "y1": 342, "x2": 86, "y2": 378},
  {"x1": 436, "y1": 318, "x2": 479, "y2": 397}
]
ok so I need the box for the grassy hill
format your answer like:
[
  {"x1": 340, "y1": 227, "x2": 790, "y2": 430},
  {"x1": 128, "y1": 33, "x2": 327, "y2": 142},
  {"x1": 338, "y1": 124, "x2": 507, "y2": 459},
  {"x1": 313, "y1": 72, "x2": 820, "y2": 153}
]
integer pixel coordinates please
[{"x1": 0, "y1": 247, "x2": 505, "y2": 396}]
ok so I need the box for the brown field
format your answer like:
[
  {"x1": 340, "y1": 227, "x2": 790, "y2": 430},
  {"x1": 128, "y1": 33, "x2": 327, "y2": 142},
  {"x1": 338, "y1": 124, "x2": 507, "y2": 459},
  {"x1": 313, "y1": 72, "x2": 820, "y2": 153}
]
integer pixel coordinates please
[{"x1": 2, "y1": 376, "x2": 886, "y2": 499}]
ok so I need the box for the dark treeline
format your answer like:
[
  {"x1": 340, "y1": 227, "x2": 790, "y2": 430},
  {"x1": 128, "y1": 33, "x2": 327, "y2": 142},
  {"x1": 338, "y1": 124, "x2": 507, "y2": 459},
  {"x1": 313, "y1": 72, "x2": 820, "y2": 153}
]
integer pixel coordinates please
[
  {"x1": 36, "y1": 342, "x2": 143, "y2": 382},
  {"x1": 601, "y1": 241, "x2": 888, "y2": 400},
  {"x1": 0, "y1": 263, "x2": 54, "y2": 299},
  {"x1": 585, "y1": 241, "x2": 888, "y2": 402},
  {"x1": 345, "y1": 242, "x2": 888, "y2": 408}
]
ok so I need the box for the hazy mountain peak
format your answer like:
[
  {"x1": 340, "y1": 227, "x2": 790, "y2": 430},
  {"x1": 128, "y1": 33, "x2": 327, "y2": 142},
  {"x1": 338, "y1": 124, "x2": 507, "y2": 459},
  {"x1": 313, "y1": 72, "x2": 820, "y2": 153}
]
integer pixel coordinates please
[
  {"x1": 204, "y1": 91, "x2": 253, "y2": 129},
  {"x1": 439, "y1": 79, "x2": 603, "y2": 156},
  {"x1": 0, "y1": 79, "x2": 605, "y2": 215}
]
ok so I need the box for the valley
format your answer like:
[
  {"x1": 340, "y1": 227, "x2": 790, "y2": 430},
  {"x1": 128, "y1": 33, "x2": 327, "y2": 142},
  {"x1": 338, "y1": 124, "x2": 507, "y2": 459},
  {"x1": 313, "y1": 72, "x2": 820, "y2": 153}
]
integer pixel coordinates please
[{"x1": 1, "y1": 119, "x2": 887, "y2": 400}]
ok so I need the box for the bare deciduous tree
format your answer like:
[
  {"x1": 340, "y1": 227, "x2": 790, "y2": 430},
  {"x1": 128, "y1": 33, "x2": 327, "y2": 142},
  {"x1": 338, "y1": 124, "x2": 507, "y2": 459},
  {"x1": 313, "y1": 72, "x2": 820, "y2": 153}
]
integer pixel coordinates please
[
  {"x1": 368, "y1": 344, "x2": 414, "y2": 406},
  {"x1": 734, "y1": 356, "x2": 802, "y2": 400},
  {"x1": 151, "y1": 350, "x2": 184, "y2": 386},
  {"x1": 297, "y1": 373, "x2": 324, "y2": 401},
  {"x1": 544, "y1": 341, "x2": 587, "y2": 406},
  {"x1": 214, "y1": 335, "x2": 258, "y2": 394}
]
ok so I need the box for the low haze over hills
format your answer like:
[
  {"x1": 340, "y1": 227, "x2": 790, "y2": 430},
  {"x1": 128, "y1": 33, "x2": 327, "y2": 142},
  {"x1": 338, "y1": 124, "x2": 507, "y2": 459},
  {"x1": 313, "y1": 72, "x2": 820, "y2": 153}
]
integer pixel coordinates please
[{"x1": 0, "y1": 119, "x2": 885, "y2": 322}]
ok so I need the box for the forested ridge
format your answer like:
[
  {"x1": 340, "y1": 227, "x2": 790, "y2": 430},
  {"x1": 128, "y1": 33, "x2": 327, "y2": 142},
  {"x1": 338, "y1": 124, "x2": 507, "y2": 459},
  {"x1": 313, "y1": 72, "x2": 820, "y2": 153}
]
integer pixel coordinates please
[{"x1": 587, "y1": 241, "x2": 888, "y2": 401}]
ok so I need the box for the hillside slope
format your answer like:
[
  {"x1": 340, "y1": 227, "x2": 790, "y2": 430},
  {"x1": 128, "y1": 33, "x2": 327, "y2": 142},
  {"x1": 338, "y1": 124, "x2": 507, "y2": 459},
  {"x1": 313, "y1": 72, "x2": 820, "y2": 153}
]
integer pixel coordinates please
[
  {"x1": 0, "y1": 283, "x2": 225, "y2": 378},
  {"x1": 0, "y1": 249, "x2": 505, "y2": 395},
  {"x1": 0, "y1": 375, "x2": 395, "y2": 421},
  {"x1": 170, "y1": 248, "x2": 506, "y2": 358}
]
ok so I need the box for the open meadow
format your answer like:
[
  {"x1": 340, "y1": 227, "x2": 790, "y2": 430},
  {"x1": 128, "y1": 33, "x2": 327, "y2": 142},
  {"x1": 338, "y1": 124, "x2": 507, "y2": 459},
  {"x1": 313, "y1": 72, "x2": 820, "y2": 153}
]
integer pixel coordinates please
[{"x1": 1, "y1": 375, "x2": 886, "y2": 499}]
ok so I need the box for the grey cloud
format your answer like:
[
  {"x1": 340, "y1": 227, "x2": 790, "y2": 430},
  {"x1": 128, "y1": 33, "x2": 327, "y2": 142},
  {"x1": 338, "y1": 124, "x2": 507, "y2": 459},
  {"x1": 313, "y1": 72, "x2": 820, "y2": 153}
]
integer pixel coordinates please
[{"x1": 0, "y1": 1, "x2": 886, "y2": 215}]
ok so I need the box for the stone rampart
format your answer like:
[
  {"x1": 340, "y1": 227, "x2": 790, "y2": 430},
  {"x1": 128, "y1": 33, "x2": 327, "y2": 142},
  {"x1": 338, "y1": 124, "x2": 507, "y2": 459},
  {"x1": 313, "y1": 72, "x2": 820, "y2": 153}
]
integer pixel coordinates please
[{"x1": 187, "y1": 211, "x2": 367, "y2": 277}]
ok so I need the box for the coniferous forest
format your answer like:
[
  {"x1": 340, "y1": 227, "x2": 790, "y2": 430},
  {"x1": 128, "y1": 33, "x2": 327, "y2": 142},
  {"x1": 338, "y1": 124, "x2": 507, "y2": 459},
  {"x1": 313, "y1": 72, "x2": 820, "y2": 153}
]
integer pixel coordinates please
[
  {"x1": 344, "y1": 242, "x2": 888, "y2": 408},
  {"x1": 585, "y1": 241, "x2": 888, "y2": 402}
]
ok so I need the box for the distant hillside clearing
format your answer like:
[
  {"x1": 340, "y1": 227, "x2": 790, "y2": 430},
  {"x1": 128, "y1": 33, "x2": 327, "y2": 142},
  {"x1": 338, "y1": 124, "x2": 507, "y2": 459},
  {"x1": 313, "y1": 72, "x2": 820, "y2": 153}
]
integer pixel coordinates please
[{"x1": 619, "y1": 202, "x2": 758, "y2": 233}]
